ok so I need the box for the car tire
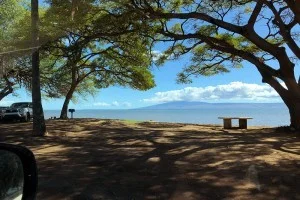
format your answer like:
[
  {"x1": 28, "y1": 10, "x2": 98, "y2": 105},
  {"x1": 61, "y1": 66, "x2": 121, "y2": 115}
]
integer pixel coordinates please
[{"x1": 22, "y1": 113, "x2": 30, "y2": 122}]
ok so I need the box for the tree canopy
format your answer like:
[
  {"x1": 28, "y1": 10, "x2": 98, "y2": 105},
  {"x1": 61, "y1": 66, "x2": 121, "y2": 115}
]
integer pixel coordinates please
[
  {"x1": 0, "y1": 0, "x2": 30, "y2": 100},
  {"x1": 0, "y1": 0, "x2": 156, "y2": 120},
  {"x1": 2, "y1": 0, "x2": 300, "y2": 129},
  {"x1": 105, "y1": 0, "x2": 300, "y2": 129}
]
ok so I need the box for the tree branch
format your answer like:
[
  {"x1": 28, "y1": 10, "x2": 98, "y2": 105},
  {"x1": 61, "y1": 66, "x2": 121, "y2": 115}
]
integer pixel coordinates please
[
  {"x1": 159, "y1": 30, "x2": 280, "y2": 79},
  {"x1": 248, "y1": 1, "x2": 263, "y2": 27},
  {"x1": 284, "y1": 0, "x2": 300, "y2": 25},
  {"x1": 147, "y1": 8, "x2": 286, "y2": 63},
  {"x1": 263, "y1": 0, "x2": 300, "y2": 59}
]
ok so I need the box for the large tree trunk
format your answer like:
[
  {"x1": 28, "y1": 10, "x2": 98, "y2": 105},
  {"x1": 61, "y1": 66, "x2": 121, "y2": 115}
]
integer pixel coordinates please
[
  {"x1": 272, "y1": 80, "x2": 300, "y2": 130},
  {"x1": 260, "y1": 70, "x2": 300, "y2": 130},
  {"x1": 59, "y1": 84, "x2": 77, "y2": 119},
  {"x1": 286, "y1": 99, "x2": 300, "y2": 130},
  {"x1": 31, "y1": 0, "x2": 46, "y2": 136},
  {"x1": 59, "y1": 0, "x2": 81, "y2": 120}
]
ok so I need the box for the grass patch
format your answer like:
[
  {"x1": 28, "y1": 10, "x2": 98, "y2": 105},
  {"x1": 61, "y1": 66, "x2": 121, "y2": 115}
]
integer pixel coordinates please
[{"x1": 121, "y1": 119, "x2": 140, "y2": 125}]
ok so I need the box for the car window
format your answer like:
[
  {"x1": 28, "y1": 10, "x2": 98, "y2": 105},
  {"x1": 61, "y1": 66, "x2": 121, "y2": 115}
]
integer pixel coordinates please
[
  {"x1": 10, "y1": 104, "x2": 18, "y2": 108},
  {"x1": 11, "y1": 103, "x2": 28, "y2": 108}
]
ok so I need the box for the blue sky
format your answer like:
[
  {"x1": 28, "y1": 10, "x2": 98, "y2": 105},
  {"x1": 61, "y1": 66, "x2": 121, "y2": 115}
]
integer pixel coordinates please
[{"x1": 1, "y1": 53, "x2": 289, "y2": 110}]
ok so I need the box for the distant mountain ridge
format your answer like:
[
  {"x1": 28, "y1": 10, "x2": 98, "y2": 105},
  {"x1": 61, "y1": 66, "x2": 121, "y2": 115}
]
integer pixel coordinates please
[{"x1": 138, "y1": 101, "x2": 284, "y2": 109}]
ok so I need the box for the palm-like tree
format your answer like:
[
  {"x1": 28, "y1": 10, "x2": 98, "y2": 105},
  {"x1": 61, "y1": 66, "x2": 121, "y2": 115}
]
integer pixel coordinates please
[{"x1": 31, "y1": 0, "x2": 46, "y2": 136}]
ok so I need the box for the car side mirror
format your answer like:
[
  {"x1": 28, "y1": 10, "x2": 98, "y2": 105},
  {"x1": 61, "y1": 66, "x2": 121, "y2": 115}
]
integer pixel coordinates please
[{"x1": 0, "y1": 143, "x2": 37, "y2": 200}]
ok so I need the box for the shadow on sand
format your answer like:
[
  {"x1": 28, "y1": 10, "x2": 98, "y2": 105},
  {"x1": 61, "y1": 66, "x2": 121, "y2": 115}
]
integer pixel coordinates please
[{"x1": 0, "y1": 119, "x2": 300, "y2": 200}]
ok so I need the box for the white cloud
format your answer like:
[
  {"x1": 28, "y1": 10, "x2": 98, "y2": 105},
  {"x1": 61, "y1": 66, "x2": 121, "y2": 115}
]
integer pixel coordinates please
[
  {"x1": 143, "y1": 82, "x2": 281, "y2": 103},
  {"x1": 93, "y1": 102, "x2": 110, "y2": 107},
  {"x1": 112, "y1": 101, "x2": 120, "y2": 106},
  {"x1": 122, "y1": 102, "x2": 132, "y2": 107},
  {"x1": 93, "y1": 101, "x2": 132, "y2": 107}
]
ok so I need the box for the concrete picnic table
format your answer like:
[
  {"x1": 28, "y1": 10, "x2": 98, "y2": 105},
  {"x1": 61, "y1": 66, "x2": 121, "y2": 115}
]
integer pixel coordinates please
[{"x1": 218, "y1": 117, "x2": 253, "y2": 129}]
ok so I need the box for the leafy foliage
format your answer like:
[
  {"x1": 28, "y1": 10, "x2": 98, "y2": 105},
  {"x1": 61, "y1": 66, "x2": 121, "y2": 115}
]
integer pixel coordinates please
[
  {"x1": 1, "y1": 0, "x2": 156, "y2": 112},
  {"x1": 32, "y1": 1, "x2": 155, "y2": 118},
  {"x1": 106, "y1": 0, "x2": 300, "y2": 128},
  {"x1": 0, "y1": 0, "x2": 30, "y2": 100}
]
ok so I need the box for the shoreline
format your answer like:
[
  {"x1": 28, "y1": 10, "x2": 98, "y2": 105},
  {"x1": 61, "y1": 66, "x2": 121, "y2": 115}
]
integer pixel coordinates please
[
  {"x1": 43, "y1": 108, "x2": 290, "y2": 127},
  {"x1": 45, "y1": 118, "x2": 274, "y2": 130}
]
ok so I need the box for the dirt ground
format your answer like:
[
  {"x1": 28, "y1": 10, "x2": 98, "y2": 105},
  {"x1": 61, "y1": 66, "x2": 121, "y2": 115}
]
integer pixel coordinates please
[{"x1": 1, "y1": 119, "x2": 300, "y2": 200}]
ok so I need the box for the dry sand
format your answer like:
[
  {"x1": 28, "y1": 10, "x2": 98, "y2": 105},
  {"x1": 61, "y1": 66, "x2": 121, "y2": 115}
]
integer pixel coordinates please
[{"x1": 1, "y1": 119, "x2": 300, "y2": 200}]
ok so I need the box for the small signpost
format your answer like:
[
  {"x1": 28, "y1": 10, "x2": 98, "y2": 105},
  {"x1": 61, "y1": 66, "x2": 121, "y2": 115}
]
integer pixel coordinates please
[{"x1": 68, "y1": 109, "x2": 75, "y2": 119}]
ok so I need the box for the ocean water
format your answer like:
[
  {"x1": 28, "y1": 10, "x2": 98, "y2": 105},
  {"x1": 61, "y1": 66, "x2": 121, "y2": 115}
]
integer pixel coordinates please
[{"x1": 44, "y1": 103, "x2": 290, "y2": 127}]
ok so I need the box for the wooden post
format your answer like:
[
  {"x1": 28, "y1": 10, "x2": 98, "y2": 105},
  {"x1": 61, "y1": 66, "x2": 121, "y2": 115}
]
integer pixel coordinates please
[
  {"x1": 239, "y1": 119, "x2": 247, "y2": 129},
  {"x1": 223, "y1": 119, "x2": 232, "y2": 129}
]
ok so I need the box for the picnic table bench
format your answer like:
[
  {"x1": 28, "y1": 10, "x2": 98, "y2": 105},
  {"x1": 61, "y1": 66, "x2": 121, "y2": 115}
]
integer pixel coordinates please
[{"x1": 218, "y1": 117, "x2": 253, "y2": 129}]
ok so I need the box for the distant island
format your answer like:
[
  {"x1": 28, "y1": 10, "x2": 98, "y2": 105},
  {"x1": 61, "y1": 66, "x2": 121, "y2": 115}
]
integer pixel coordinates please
[{"x1": 138, "y1": 101, "x2": 285, "y2": 110}]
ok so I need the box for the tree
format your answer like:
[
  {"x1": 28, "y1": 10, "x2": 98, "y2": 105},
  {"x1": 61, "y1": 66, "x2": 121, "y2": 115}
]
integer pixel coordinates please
[
  {"x1": 0, "y1": 58, "x2": 31, "y2": 101},
  {"x1": 39, "y1": 0, "x2": 155, "y2": 119},
  {"x1": 0, "y1": 0, "x2": 28, "y2": 101},
  {"x1": 31, "y1": 0, "x2": 46, "y2": 136},
  {"x1": 112, "y1": 0, "x2": 300, "y2": 130},
  {"x1": 42, "y1": 31, "x2": 155, "y2": 119}
]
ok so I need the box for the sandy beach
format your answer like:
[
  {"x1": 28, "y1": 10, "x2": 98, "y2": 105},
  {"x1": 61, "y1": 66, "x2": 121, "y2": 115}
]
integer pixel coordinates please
[{"x1": 1, "y1": 119, "x2": 300, "y2": 200}]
